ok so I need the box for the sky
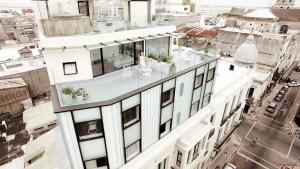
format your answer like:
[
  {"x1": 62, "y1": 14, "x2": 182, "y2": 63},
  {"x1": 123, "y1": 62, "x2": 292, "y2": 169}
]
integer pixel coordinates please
[{"x1": 0, "y1": 0, "x2": 300, "y2": 8}]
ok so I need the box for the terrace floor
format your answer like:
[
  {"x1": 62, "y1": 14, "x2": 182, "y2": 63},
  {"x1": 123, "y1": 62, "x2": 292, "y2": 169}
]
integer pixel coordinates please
[{"x1": 56, "y1": 48, "x2": 215, "y2": 107}]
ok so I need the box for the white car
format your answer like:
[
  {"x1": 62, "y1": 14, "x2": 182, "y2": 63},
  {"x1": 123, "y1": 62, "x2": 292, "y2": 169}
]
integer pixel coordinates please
[
  {"x1": 288, "y1": 81, "x2": 300, "y2": 87},
  {"x1": 223, "y1": 163, "x2": 237, "y2": 169}
]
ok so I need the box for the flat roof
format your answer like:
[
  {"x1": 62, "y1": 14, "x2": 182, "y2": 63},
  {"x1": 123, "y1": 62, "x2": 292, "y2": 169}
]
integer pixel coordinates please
[
  {"x1": 214, "y1": 58, "x2": 251, "y2": 95},
  {"x1": 0, "y1": 57, "x2": 46, "y2": 77},
  {"x1": 24, "y1": 127, "x2": 71, "y2": 169},
  {"x1": 0, "y1": 78, "x2": 26, "y2": 90},
  {"x1": 23, "y1": 101, "x2": 56, "y2": 131}
]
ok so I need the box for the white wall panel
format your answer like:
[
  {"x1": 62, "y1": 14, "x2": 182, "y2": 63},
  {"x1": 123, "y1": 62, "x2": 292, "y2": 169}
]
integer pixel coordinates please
[
  {"x1": 57, "y1": 112, "x2": 84, "y2": 169},
  {"x1": 122, "y1": 94, "x2": 140, "y2": 111},
  {"x1": 80, "y1": 138, "x2": 106, "y2": 161},
  {"x1": 161, "y1": 103, "x2": 173, "y2": 124},
  {"x1": 102, "y1": 103, "x2": 125, "y2": 169},
  {"x1": 163, "y1": 79, "x2": 175, "y2": 92},
  {"x1": 196, "y1": 66, "x2": 205, "y2": 76},
  {"x1": 172, "y1": 70, "x2": 195, "y2": 129},
  {"x1": 73, "y1": 108, "x2": 101, "y2": 123},
  {"x1": 192, "y1": 87, "x2": 201, "y2": 103},
  {"x1": 124, "y1": 122, "x2": 141, "y2": 147},
  {"x1": 141, "y1": 85, "x2": 161, "y2": 150}
]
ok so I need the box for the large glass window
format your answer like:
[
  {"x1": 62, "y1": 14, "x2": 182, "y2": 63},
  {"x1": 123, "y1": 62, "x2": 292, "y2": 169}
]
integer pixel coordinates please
[
  {"x1": 102, "y1": 42, "x2": 135, "y2": 74},
  {"x1": 84, "y1": 157, "x2": 108, "y2": 169},
  {"x1": 192, "y1": 142, "x2": 200, "y2": 160},
  {"x1": 145, "y1": 36, "x2": 170, "y2": 58},
  {"x1": 90, "y1": 49, "x2": 103, "y2": 77}
]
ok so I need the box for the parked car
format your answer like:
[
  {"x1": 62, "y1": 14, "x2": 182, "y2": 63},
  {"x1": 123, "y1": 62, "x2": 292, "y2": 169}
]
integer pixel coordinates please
[
  {"x1": 223, "y1": 163, "x2": 237, "y2": 169},
  {"x1": 278, "y1": 90, "x2": 286, "y2": 96},
  {"x1": 266, "y1": 102, "x2": 277, "y2": 113},
  {"x1": 281, "y1": 85, "x2": 289, "y2": 92},
  {"x1": 274, "y1": 93, "x2": 284, "y2": 101},
  {"x1": 288, "y1": 81, "x2": 300, "y2": 87}
]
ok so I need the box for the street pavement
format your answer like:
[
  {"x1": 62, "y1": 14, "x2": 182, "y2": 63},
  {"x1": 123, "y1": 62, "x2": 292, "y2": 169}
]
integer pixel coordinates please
[{"x1": 207, "y1": 70, "x2": 300, "y2": 169}]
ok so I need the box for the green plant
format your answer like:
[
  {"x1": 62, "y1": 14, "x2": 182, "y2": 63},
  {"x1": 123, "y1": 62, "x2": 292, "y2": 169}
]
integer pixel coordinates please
[
  {"x1": 106, "y1": 22, "x2": 113, "y2": 26},
  {"x1": 178, "y1": 38, "x2": 186, "y2": 47},
  {"x1": 157, "y1": 55, "x2": 164, "y2": 62},
  {"x1": 62, "y1": 87, "x2": 74, "y2": 95},
  {"x1": 164, "y1": 55, "x2": 173, "y2": 63},
  {"x1": 152, "y1": 15, "x2": 156, "y2": 21}
]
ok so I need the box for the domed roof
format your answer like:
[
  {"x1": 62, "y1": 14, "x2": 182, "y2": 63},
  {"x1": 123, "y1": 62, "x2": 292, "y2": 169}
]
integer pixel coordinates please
[{"x1": 234, "y1": 35, "x2": 258, "y2": 67}]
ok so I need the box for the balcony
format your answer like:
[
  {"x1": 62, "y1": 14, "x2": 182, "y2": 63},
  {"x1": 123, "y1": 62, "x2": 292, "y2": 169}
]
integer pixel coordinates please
[
  {"x1": 55, "y1": 48, "x2": 216, "y2": 108},
  {"x1": 41, "y1": 15, "x2": 92, "y2": 37}
]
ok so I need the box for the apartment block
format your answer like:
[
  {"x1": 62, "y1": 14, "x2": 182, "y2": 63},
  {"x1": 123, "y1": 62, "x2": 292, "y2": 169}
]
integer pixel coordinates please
[{"x1": 31, "y1": 1, "x2": 253, "y2": 169}]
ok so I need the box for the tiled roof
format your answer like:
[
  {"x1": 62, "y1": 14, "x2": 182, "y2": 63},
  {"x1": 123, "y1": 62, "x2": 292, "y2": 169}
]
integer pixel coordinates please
[
  {"x1": 179, "y1": 27, "x2": 218, "y2": 37},
  {"x1": 229, "y1": 7, "x2": 255, "y2": 16}
]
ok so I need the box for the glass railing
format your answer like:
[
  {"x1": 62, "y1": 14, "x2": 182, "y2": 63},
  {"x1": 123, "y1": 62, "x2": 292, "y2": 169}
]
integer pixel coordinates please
[{"x1": 56, "y1": 48, "x2": 216, "y2": 107}]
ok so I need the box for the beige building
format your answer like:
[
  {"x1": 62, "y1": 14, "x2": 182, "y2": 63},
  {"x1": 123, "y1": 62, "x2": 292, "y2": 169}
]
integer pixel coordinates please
[{"x1": 0, "y1": 78, "x2": 32, "y2": 116}]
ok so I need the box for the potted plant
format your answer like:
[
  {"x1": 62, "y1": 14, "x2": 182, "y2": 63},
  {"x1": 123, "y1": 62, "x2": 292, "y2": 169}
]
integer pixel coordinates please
[
  {"x1": 62, "y1": 87, "x2": 74, "y2": 105},
  {"x1": 75, "y1": 88, "x2": 84, "y2": 103}
]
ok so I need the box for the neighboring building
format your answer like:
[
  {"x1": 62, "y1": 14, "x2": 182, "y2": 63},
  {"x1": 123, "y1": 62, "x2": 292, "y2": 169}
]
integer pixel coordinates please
[
  {"x1": 0, "y1": 10, "x2": 38, "y2": 46},
  {"x1": 0, "y1": 78, "x2": 32, "y2": 116},
  {"x1": 178, "y1": 27, "x2": 218, "y2": 49},
  {"x1": 23, "y1": 101, "x2": 57, "y2": 137},
  {"x1": 18, "y1": 47, "x2": 33, "y2": 58},
  {"x1": 0, "y1": 57, "x2": 50, "y2": 99},
  {"x1": 32, "y1": 0, "x2": 156, "y2": 36},
  {"x1": 196, "y1": 6, "x2": 231, "y2": 18},
  {"x1": 272, "y1": 0, "x2": 295, "y2": 9},
  {"x1": 30, "y1": 1, "x2": 254, "y2": 169},
  {"x1": 217, "y1": 3, "x2": 300, "y2": 109},
  {"x1": 156, "y1": 0, "x2": 192, "y2": 14},
  {"x1": 24, "y1": 126, "x2": 71, "y2": 169}
]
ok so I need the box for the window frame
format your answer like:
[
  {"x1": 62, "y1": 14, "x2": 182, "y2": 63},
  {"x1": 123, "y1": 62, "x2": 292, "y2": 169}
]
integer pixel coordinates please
[
  {"x1": 122, "y1": 105, "x2": 140, "y2": 128},
  {"x1": 63, "y1": 62, "x2": 78, "y2": 75},
  {"x1": 176, "y1": 151, "x2": 183, "y2": 166},
  {"x1": 161, "y1": 88, "x2": 175, "y2": 107},
  {"x1": 206, "y1": 68, "x2": 215, "y2": 82},
  {"x1": 74, "y1": 119, "x2": 103, "y2": 141},
  {"x1": 194, "y1": 73, "x2": 204, "y2": 89}
]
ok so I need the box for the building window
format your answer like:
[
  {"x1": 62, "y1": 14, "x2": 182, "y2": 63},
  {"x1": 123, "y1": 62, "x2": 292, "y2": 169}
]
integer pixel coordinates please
[
  {"x1": 161, "y1": 88, "x2": 174, "y2": 107},
  {"x1": 194, "y1": 74, "x2": 203, "y2": 88},
  {"x1": 207, "y1": 68, "x2": 215, "y2": 82},
  {"x1": 78, "y1": 0, "x2": 89, "y2": 16},
  {"x1": 210, "y1": 114, "x2": 215, "y2": 124},
  {"x1": 63, "y1": 62, "x2": 78, "y2": 75},
  {"x1": 176, "y1": 151, "x2": 182, "y2": 166},
  {"x1": 84, "y1": 157, "x2": 108, "y2": 169},
  {"x1": 208, "y1": 128, "x2": 215, "y2": 139},
  {"x1": 75, "y1": 120, "x2": 103, "y2": 140},
  {"x1": 160, "y1": 120, "x2": 171, "y2": 137},
  {"x1": 192, "y1": 142, "x2": 200, "y2": 160},
  {"x1": 247, "y1": 87, "x2": 255, "y2": 98},
  {"x1": 125, "y1": 140, "x2": 140, "y2": 161},
  {"x1": 203, "y1": 94, "x2": 211, "y2": 107},
  {"x1": 158, "y1": 158, "x2": 167, "y2": 169},
  {"x1": 191, "y1": 101, "x2": 199, "y2": 115},
  {"x1": 122, "y1": 105, "x2": 140, "y2": 128}
]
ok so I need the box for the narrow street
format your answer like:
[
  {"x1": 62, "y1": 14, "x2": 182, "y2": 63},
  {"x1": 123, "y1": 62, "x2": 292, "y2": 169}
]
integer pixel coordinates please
[{"x1": 209, "y1": 70, "x2": 300, "y2": 169}]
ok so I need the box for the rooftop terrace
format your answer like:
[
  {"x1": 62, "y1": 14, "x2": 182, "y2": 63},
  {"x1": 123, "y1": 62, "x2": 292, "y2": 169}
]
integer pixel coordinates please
[{"x1": 53, "y1": 48, "x2": 217, "y2": 111}]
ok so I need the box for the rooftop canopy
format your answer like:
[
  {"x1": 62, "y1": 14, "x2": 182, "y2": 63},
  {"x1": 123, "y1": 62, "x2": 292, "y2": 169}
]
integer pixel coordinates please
[{"x1": 244, "y1": 8, "x2": 277, "y2": 19}]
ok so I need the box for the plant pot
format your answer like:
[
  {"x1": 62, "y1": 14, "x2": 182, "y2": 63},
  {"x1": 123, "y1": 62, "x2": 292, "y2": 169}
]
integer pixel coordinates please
[
  {"x1": 76, "y1": 95, "x2": 84, "y2": 104},
  {"x1": 62, "y1": 94, "x2": 73, "y2": 105}
]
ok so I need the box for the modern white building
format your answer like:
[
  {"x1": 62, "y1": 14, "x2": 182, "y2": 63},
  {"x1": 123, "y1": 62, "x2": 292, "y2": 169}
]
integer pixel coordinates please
[{"x1": 31, "y1": 1, "x2": 254, "y2": 169}]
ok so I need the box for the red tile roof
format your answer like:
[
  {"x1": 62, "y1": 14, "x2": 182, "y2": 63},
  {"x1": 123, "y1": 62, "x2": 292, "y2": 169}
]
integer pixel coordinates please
[{"x1": 179, "y1": 27, "x2": 218, "y2": 37}]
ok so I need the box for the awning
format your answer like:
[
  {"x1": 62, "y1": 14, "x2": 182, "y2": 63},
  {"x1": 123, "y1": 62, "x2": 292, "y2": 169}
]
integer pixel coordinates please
[
  {"x1": 103, "y1": 41, "x2": 120, "y2": 47},
  {"x1": 86, "y1": 44, "x2": 107, "y2": 50}
]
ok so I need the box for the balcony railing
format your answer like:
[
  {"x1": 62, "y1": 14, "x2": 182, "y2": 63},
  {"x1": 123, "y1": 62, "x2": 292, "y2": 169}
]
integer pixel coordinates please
[
  {"x1": 56, "y1": 48, "x2": 216, "y2": 107},
  {"x1": 41, "y1": 15, "x2": 92, "y2": 36}
]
